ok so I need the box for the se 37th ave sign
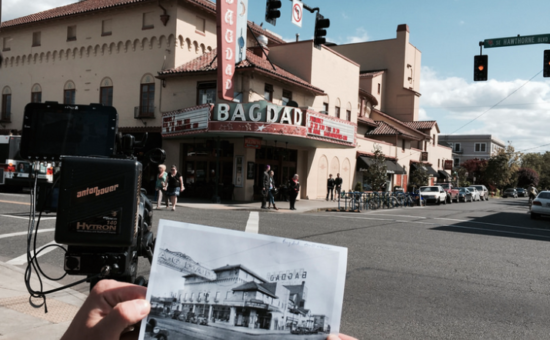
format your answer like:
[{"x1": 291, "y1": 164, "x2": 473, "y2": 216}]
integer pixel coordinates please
[{"x1": 484, "y1": 34, "x2": 550, "y2": 48}]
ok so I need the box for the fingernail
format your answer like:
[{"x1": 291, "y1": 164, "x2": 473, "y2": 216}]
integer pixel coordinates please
[{"x1": 136, "y1": 300, "x2": 150, "y2": 316}]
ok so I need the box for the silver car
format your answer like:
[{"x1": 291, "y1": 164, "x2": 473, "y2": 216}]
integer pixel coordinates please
[
  {"x1": 471, "y1": 185, "x2": 489, "y2": 201},
  {"x1": 467, "y1": 187, "x2": 481, "y2": 201}
]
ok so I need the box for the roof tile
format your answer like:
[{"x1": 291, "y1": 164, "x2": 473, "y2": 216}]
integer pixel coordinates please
[{"x1": 403, "y1": 121, "x2": 437, "y2": 130}]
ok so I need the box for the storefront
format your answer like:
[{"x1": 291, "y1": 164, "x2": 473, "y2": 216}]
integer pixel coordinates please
[{"x1": 356, "y1": 156, "x2": 406, "y2": 191}]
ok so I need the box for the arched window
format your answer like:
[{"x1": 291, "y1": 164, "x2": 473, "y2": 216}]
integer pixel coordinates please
[
  {"x1": 335, "y1": 98, "x2": 341, "y2": 118},
  {"x1": 139, "y1": 74, "x2": 155, "y2": 117},
  {"x1": 31, "y1": 83, "x2": 42, "y2": 103},
  {"x1": 100, "y1": 77, "x2": 113, "y2": 106},
  {"x1": 1, "y1": 86, "x2": 11, "y2": 122},
  {"x1": 64, "y1": 81, "x2": 76, "y2": 105}
]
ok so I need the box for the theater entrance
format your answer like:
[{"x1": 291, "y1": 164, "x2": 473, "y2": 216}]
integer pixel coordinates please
[{"x1": 253, "y1": 146, "x2": 297, "y2": 200}]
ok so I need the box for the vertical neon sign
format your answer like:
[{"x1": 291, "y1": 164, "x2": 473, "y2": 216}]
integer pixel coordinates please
[{"x1": 216, "y1": 0, "x2": 238, "y2": 101}]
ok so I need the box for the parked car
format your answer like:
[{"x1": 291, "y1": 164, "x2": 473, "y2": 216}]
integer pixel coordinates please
[
  {"x1": 471, "y1": 185, "x2": 489, "y2": 201},
  {"x1": 466, "y1": 187, "x2": 481, "y2": 201},
  {"x1": 503, "y1": 188, "x2": 518, "y2": 198},
  {"x1": 145, "y1": 318, "x2": 170, "y2": 340},
  {"x1": 193, "y1": 315, "x2": 209, "y2": 326},
  {"x1": 185, "y1": 312, "x2": 196, "y2": 323},
  {"x1": 419, "y1": 186, "x2": 447, "y2": 205},
  {"x1": 439, "y1": 183, "x2": 459, "y2": 203},
  {"x1": 531, "y1": 191, "x2": 550, "y2": 219},
  {"x1": 516, "y1": 188, "x2": 527, "y2": 197},
  {"x1": 457, "y1": 187, "x2": 473, "y2": 202}
]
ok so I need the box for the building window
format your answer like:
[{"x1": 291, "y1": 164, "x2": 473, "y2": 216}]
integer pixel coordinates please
[
  {"x1": 142, "y1": 12, "x2": 154, "y2": 30},
  {"x1": 67, "y1": 25, "x2": 77, "y2": 41},
  {"x1": 102, "y1": 19, "x2": 112, "y2": 36},
  {"x1": 438, "y1": 159, "x2": 440, "y2": 168},
  {"x1": 2, "y1": 37, "x2": 12, "y2": 51},
  {"x1": 64, "y1": 81, "x2": 76, "y2": 105},
  {"x1": 335, "y1": 106, "x2": 340, "y2": 119},
  {"x1": 197, "y1": 81, "x2": 216, "y2": 105},
  {"x1": 195, "y1": 16, "x2": 206, "y2": 34},
  {"x1": 282, "y1": 90, "x2": 292, "y2": 106},
  {"x1": 433, "y1": 134, "x2": 436, "y2": 146},
  {"x1": 264, "y1": 84, "x2": 273, "y2": 102},
  {"x1": 475, "y1": 143, "x2": 487, "y2": 152},
  {"x1": 100, "y1": 86, "x2": 113, "y2": 106},
  {"x1": 322, "y1": 102, "x2": 329, "y2": 114},
  {"x1": 32, "y1": 32, "x2": 41, "y2": 47},
  {"x1": 346, "y1": 110, "x2": 351, "y2": 121},
  {"x1": 139, "y1": 75, "x2": 155, "y2": 117},
  {"x1": 454, "y1": 143, "x2": 461, "y2": 152},
  {"x1": 1, "y1": 87, "x2": 11, "y2": 122},
  {"x1": 454, "y1": 158, "x2": 460, "y2": 167},
  {"x1": 402, "y1": 139, "x2": 405, "y2": 151},
  {"x1": 377, "y1": 83, "x2": 381, "y2": 94},
  {"x1": 31, "y1": 84, "x2": 42, "y2": 103}
]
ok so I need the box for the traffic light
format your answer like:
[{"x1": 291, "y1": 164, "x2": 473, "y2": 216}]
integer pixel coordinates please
[
  {"x1": 474, "y1": 55, "x2": 488, "y2": 81},
  {"x1": 314, "y1": 13, "x2": 330, "y2": 49},
  {"x1": 265, "y1": 0, "x2": 282, "y2": 26},
  {"x1": 544, "y1": 50, "x2": 550, "y2": 78}
]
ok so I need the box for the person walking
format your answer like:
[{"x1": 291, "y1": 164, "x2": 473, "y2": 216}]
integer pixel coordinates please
[
  {"x1": 166, "y1": 165, "x2": 184, "y2": 211},
  {"x1": 288, "y1": 174, "x2": 300, "y2": 210},
  {"x1": 326, "y1": 174, "x2": 335, "y2": 201},
  {"x1": 261, "y1": 165, "x2": 271, "y2": 209},
  {"x1": 268, "y1": 170, "x2": 278, "y2": 210},
  {"x1": 334, "y1": 173, "x2": 343, "y2": 199},
  {"x1": 155, "y1": 164, "x2": 168, "y2": 209}
]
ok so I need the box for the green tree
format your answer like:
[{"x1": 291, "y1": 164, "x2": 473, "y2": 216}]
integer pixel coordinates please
[
  {"x1": 517, "y1": 168, "x2": 539, "y2": 187},
  {"x1": 410, "y1": 164, "x2": 429, "y2": 189},
  {"x1": 364, "y1": 148, "x2": 387, "y2": 191},
  {"x1": 485, "y1": 143, "x2": 521, "y2": 191},
  {"x1": 522, "y1": 152, "x2": 550, "y2": 189}
]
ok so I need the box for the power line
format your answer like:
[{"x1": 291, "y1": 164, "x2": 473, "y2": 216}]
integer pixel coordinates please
[{"x1": 449, "y1": 69, "x2": 543, "y2": 135}]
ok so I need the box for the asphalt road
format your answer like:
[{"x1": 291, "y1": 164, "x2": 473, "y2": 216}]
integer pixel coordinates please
[{"x1": 2, "y1": 192, "x2": 550, "y2": 339}]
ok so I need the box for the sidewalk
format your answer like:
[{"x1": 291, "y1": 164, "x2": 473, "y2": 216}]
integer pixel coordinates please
[
  {"x1": 0, "y1": 261, "x2": 87, "y2": 340},
  {"x1": 209, "y1": 320, "x2": 291, "y2": 336},
  {"x1": 168, "y1": 197, "x2": 338, "y2": 213}
]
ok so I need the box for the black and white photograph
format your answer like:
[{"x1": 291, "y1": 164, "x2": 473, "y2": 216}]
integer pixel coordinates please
[{"x1": 139, "y1": 219, "x2": 348, "y2": 340}]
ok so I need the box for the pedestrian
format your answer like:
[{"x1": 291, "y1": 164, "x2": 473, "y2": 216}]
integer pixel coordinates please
[
  {"x1": 326, "y1": 174, "x2": 335, "y2": 201},
  {"x1": 268, "y1": 170, "x2": 278, "y2": 210},
  {"x1": 288, "y1": 174, "x2": 300, "y2": 210},
  {"x1": 334, "y1": 173, "x2": 343, "y2": 199},
  {"x1": 261, "y1": 165, "x2": 270, "y2": 209},
  {"x1": 154, "y1": 164, "x2": 168, "y2": 209},
  {"x1": 166, "y1": 165, "x2": 184, "y2": 211}
]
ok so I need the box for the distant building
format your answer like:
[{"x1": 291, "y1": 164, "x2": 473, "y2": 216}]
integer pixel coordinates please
[
  {"x1": 438, "y1": 135, "x2": 506, "y2": 167},
  {"x1": 313, "y1": 314, "x2": 330, "y2": 332}
]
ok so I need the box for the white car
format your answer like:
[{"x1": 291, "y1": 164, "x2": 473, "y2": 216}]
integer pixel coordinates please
[
  {"x1": 531, "y1": 191, "x2": 550, "y2": 219},
  {"x1": 419, "y1": 186, "x2": 447, "y2": 205},
  {"x1": 467, "y1": 187, "x2": 481, "y2": 201}
]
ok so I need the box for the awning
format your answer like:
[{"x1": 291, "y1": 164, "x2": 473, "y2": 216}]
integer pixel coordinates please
[
  {"x1": 411, "y1": 163, "x2": 438, "y2": 177},
  {"x1": 438, "y1": 170, "x2": 451, "y2": 180},
  {"x1": 357, "y1": 157, "x2": 405, "y2": 175}
]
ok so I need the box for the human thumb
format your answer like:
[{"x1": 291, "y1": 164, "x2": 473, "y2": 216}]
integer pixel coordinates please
[
  {"x1": 98, "y1": 299, "x2": 150, "y2": 339},
  {"x1": 327, "y1": 335, "x2": 341, "y2": 340}
]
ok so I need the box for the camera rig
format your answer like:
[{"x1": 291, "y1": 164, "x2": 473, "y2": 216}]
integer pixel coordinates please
[{"x1": 20, "y1": 102, "x2": 165, "y2": 288}]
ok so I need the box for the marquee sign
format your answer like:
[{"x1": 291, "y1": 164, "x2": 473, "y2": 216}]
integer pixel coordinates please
[
  {"x1": 213, "y1": 101, "x2": 304, "y2": 126},
  {"x1": 162, "y1": 105, "x2": 210, "y2": 135},
  {"x1": 158, "y1": 248, "x2": 217, "y2": 281},
  {"x1": 267, "y1": 268, "x2": 308, "y2": 285},
  {"x1": 216, "y1": 0, "x2": 238, "y2": 101},
  {"x1": 307, "y1": 114, "x2": 354, "y2": 144}
]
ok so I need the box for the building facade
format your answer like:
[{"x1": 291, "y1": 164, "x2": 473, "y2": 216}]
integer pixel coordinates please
[
  {"x1": 0, "y1": 0, "x2": 453, "y2": 199},
  {"x1": 439, "y1": 135, "x2": 506, "y2": 167}
]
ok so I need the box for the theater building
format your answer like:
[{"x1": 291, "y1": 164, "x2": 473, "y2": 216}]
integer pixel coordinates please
[{"x1": 0, "y1": 0, "x2": 452, "y2": 199}]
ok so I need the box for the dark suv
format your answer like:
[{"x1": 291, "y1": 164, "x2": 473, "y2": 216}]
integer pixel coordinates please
[
  {"x1": 516, "y1": 188, "x2": 527, "y2": 197},
  {"x1": 503, "y1": 188, "x2": 518, "y2": 198}
]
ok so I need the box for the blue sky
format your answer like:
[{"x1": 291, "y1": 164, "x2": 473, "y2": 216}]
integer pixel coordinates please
[{"x1": 3, "y1": 0, "x2": 550, "y2": 152}]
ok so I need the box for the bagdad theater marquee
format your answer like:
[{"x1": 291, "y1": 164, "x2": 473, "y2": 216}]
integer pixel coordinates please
[{"x1": 162, "y1": 100, "x2": 357, "y2": 147}]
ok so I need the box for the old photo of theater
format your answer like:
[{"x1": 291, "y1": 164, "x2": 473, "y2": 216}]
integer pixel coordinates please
[{"x1": 139, "y1": 219, "x2": 347, "y2": 340}]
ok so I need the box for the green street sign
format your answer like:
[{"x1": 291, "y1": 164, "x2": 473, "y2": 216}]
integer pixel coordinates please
[{"x1": 484, "y1": 34, "x2": 550, "y2": 48}]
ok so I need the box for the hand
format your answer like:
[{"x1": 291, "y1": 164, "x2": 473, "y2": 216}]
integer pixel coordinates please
[
  {"x1": 61, "y1": 280, "x2": 150, "y2": 340},
  {"x1": 327, "y1": 334, "x2": 358, "y2": 340}
]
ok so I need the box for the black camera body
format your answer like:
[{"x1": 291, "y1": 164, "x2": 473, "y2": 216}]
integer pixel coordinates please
[{"x1": 20, "y1": 102, "x2": 162, "y2": 283}]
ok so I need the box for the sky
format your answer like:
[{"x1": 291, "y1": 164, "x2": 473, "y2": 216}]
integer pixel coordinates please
[{"x1": 3, "y1": 0, "x2": 550, "y2": 153}]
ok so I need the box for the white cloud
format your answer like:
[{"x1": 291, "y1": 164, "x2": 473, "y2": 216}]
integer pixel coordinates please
[
  {"x1": 3, "y1": 0, "x2": 75, "y2": 21},
  {"x1": 418, "y1": 108, "x2": 432, "y2": 121},
  {"x1": 420, "y1": 66, "x2": 550, "y2": 153},
  {"x1": 345, "y1": 28, "x2": 369, "y2": 44}
]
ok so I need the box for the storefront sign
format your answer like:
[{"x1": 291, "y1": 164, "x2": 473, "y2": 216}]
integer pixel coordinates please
[
  {"x1": 158, "y1": 248, "x2": 217, "y2": 281},
  {"x1": 307, "y1": 115, "x2": 354, "y2": 144},
  {"x1": 444, "y1": 160, "x2": 453, "y2": 170},
  {"x1": 162, "y1": 105, "x2": 210, "y2": 135},
  {"x1": 244, "y1": 137, "x2": 262, "y2": 149},
  {"x1": 267, "y1": 268, "x2": 307, "y2": 284},
  {"x1": 213, "y1": 101, "x2": 303, "y2": 126},
  {"x1": 216, "y1": 0, "x2": 238, "y2": 101},
  {"x1": 245, "y1": 301, "x2": 268, "y2": 309}
]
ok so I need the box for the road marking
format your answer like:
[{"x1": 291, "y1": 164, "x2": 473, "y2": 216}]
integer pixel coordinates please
[
  {"x1": 432, "y1": 218, "x2": 539, "y2": 231},
  {"x1": 0, "y1": 199, "x2": 30, "y2": 206},
  {"x1": 7, "y1": 240, "x2": 60, "y2": 266},
  {"x1": 0, "y1": 214, "x2": 56, "y2": 221},
  {"x1": 307, "y1": 214, "x2": 435, "y2": 225},
  {"x1": 445, "y1": 225, "x2": 550, "y2": 240},
  {"x1": 367, "y1": 213, "x2": 427, "y2": 219},
  {"x1": 0, "y1": 228, "x2": 55, "y2": 240},
  {"x1": 245, "y1": 212, "x2": 259, "y2": 234}
]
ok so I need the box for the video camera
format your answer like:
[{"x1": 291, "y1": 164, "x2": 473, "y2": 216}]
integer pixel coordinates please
[{"x1": 20, "y1": 102, "x2": 165, "y2": 286}]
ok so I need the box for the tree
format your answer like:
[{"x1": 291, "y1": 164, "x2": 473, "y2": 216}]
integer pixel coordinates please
[
  {"x1": 517, "y1": 168, "x2": 539, "y2": 188},
  {"x1": 522, "y1": 152, "x2": 550, "y2": 189},
  {"x1": 485, "y1": 143, "x2": 521, "y2": 191},
  {"x1": 364, "y1": 148, "x2": 387, "y2": 191},
  {"x1": 460, "y1": 159, "x2": 488, "y2": 184},
  {"x1": 409, "y1": 164, "x2": 429, "y2": 189}
]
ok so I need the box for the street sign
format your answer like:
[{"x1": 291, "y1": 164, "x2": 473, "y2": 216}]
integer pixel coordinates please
[
  {"x1": 484, "y1": 34, "x2": 550, "y2": 48},
  {"x1": 292, "y1": 0, "x2": 303, "y2": 28}
]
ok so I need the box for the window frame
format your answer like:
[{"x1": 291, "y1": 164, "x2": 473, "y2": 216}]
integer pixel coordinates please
[
  {"x1": 64, "y1": 89, "x2": 75, "y2": 105},
  {"x1": 282, "y1": 89, "x2": 292, "y2": 106},
  {"x1": 67, "y1": 25, "x2": 77, "y2": 41},
  {"x1": 334, "y1": 106, "x2": 341, "y2": 119},
  {"x1": 2, "y1": 37, "x2": 12, "y2": 52},
  {"x1": 31, "y1": 91, "x2": 42, "y2": 103},
  {"x1": 346, "y1": 110, "x2": 351, "y2": 121},
  {"x1": 32, "y1": 32, "x2": 41, "y2": 47},
  {"x1": 264, "y1": 83, "x2": 273, "y2": 103},
  {"x1": 454, "y1": 143, "x2": 461, "y2": 152},
  {"x1": 102, "y1": 19, "x2": 112, "y2": 36},
  {"x1": 139, "y1": 83, "x2": 155, "y2": 117},
  {"x1": 100, "y1": 86, "x2": 113, "y2": 106},
  {"x1": 195, "y1": 16, "x2": 206, "y2": 35},
  {"x1": 475, "y1": 142, "x2": 487, "y2": 152},
  {"x1": 196, "y1": 81, "x2": 216, "y2": 105},
  {"x1": 142, "y1": 12, "x2": 155, "y2": 30},
  {"x1": 1, "y1": 93, "x2": 11, "y2": 122},
  {"x1": 454, "y1": 158, "x2": 460, "y2": 167},
  {"x1": 322, "y1": 102, "x2": 329, "y2": 115}
]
